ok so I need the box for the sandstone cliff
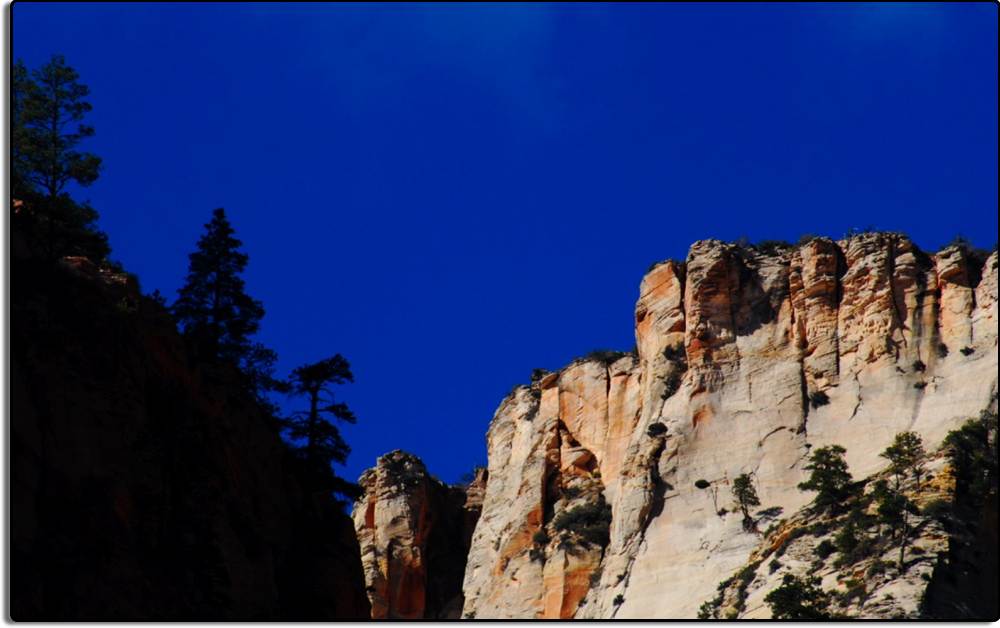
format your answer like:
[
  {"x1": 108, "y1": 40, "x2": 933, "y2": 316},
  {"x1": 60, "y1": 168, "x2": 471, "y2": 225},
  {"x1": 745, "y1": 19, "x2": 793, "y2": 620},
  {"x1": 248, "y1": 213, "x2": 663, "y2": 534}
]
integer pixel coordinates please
[
  {"x1": 10, "y1": 247, "x2": 371, "y2": 620},
  {"x1": 455, "y1": 234, "x2": 997, "y2": 619},
  {"x1": 700, "y1": 405, "x2": 997, "y2": 620},
  {"x1": 352, "y1": 451, "x2": 484, "y2": 618}
]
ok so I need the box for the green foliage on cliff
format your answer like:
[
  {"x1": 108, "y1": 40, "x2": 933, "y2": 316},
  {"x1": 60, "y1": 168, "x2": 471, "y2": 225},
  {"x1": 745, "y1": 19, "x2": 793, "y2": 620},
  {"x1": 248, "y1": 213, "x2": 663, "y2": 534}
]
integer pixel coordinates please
[
  {"x1": 764, "y1": 574, "x2": 833, "y2": 619},
  {"x1": 12, "y1": 55, "x2": 110, "y2": 261},
  {"x1": 581, "y1": 349, "x2": 633, "y2": 365},
  {"x1": 944, "y1": 409, "x2": 998, "y2": 506},
  {"x1": 798, "y1": 445, "x2": 854, "y2": 508},
  {"x1": 881, "y1": 431, "x2": 926, "y2": 489},
  {"x1": 553, "y1": 495, "x2": 613, "y2": 548},
  {"x1": 732, "y1": 473, "x2": 761, "y2": 531}
]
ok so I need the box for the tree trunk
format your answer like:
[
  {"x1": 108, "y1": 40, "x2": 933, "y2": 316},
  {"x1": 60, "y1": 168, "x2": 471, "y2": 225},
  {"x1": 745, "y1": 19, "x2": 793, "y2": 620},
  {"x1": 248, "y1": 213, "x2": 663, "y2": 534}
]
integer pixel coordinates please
[
  {"x1": 306, "y1": 388, "x2": 319, "y2": 464},
  {"x1": 898, "y1": 510, "x2": 908, "y2": 571}
]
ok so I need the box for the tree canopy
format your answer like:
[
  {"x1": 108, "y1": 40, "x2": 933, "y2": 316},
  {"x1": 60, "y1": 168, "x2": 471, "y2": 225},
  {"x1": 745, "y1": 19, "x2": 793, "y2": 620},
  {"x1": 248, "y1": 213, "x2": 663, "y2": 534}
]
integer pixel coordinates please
[
  {"x1": 731, "y1": 473, "x2": 760, "y2": 531},
  {"x1": 881, "y1": 431, "x2": 926, "y2": 489},
  {"x1": 173, "y1": 209, "x2": 265, "y2": 363},
  {"x1": 12, "y1": 55, "x2": 109, "y2": 261},
  {"x1": 798, "y1": 445, "x2": 853, "y2": 508},
  {"x1": 285, "y1": 355, "x2": 359, "y2": 499},
  {"x1": 764, "y1": 574, "x2": 833, "y2": 620},
  {"x1": 15, "y1": 55, "x2": 101, "y2": 198}
]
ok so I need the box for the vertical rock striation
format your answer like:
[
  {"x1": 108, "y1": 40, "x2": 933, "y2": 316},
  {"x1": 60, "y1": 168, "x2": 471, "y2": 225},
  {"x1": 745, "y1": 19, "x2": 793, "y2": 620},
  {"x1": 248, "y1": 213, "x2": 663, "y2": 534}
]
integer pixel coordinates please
[
  {"x1": 458, "y1": 234, "x2": 997, "y2": 619},
  {"x1": 352, "y1": 451, "x2": 482, "y2": 619}
]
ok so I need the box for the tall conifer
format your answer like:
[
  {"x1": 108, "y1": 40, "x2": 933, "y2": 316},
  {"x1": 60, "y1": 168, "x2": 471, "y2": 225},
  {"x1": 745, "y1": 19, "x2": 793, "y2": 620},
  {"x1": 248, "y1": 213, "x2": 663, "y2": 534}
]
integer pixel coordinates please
[{"x1": 173, "y1": 208, "x2": 265, "y2": 366}]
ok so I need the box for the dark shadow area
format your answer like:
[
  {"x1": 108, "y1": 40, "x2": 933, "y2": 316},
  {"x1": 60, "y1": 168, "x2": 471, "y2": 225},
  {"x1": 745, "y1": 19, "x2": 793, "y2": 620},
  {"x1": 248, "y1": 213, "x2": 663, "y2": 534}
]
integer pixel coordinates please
[{"x1": 9, "y1": 232, "x2": 370, "y2": 620}]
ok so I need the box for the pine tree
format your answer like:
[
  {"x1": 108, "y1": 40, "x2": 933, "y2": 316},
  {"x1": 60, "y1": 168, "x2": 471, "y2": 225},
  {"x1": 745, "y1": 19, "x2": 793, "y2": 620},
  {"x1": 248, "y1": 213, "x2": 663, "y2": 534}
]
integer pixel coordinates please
[
  {"x1": 764, "y1": 574, "x2": 833, "y2": 619},
  {"x1": 944, "y1": 409, "x2": 999, "y2": 505},
  {"x1": 797, "y1": 445, "x2": 853, "y2": 509},
  {"x1": 285, "y1": 355, "x2": 359, "y2": 498},
  {"x1": 881, "y1": 431, "x2": 926, "y2": 490},
  {"x1": 19, "y1": 55, "x2": 101, "y2": 198},
  {"x1": 731, "y1": 473, "x2": 760, "y2": 532},
  {"x1": 872, "y1": 479, "x2": 905, "y2": 539},
  {"x1": 12, "y1": 55, "x2": 109, "y2": 260},
  {"x1": 11, "y1": 60, "x2": 35, "y2": 199},
  {"x1": 880, "y1": 433, "x2": 926, "y2": 571},
  {"x1": 173, "y1": 208, "x2": 265, "y2": 366}
]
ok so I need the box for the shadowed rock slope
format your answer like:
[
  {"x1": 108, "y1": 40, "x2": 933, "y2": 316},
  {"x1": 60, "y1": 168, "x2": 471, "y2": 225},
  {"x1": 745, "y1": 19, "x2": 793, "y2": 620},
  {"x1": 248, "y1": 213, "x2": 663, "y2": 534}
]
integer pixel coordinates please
[{"x1": 10, "y1": 246, "x2": 370, "y2": 620}]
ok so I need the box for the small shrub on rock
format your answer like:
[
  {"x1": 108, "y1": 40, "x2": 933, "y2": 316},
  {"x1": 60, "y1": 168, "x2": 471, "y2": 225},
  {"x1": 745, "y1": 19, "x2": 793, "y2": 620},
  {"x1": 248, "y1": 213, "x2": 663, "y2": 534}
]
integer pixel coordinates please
[
  {"x1": 697, "y1": 595, "x2": 723, "y2": 620},
  {"x1": 815, "y1": 539, "x2": 836, "y2": 559},
  {"x1": 553, "y1": 496, "x2": 613, "y2": 548},
  {"x1": 530, "y1": 368, "x2": 549, "y2": 383},
  {"x1": 583, "y1": 349, "x2": 631, "y2": 365},
  {"x1": 809, "y1": 390, "x2": 830, "y2": 408},
  {"x1": 866, "y1": 560, "x2": 887, "y2": 577},
  {"x1": 647, "y1": 422, "x2": 667, "y2": 438},
  {"x1": 695, "y1": 479, "x2": 711, "y2": 490},
  {"x1": 755, "y1": 240, "x2": 793, "y2": 256}
]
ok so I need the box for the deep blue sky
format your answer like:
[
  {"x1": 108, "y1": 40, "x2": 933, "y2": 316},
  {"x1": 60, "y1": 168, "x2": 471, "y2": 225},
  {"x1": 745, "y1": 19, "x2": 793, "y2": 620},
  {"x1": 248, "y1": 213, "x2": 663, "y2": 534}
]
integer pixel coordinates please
[{"x1": 13, "y1": 2, "x2": 998, "y2": 484}]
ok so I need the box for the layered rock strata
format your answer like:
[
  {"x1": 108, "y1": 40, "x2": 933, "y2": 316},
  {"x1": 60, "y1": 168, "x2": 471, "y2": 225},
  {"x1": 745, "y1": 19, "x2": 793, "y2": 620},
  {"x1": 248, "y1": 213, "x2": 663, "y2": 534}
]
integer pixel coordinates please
[{"x1": 458, "y1": 234, "x2": 997, "y2": 618}]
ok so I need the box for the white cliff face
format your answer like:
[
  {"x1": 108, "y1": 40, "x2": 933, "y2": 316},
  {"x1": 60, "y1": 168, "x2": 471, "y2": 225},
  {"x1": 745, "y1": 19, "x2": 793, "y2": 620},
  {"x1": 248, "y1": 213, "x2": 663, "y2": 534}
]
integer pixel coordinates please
[{"x1": 460, "y1": 235, "x2": 998, "y2": 619}]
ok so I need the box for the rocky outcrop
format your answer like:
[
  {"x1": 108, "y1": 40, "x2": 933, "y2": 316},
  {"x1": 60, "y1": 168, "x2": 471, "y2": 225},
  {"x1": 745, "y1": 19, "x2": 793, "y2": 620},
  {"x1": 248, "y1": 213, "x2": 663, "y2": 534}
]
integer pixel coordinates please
[
  {"x1": 10, "y1": 254, "x2": 370, "y2": 620},
  {"x1": 352, "y1": 451, "x2": 482, "y2": 619},
  {"x1": 703, "y1": 401, "x2": 998, "y2": 620},
  {"x1": 459, "y1": 234, "x2": 997, "y2": 619}
]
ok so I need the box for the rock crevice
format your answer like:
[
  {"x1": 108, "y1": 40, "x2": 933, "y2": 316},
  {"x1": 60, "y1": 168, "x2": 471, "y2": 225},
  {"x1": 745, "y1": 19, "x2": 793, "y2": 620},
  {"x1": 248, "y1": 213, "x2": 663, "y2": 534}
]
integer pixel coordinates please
[{"x1": 459, "y1": 235, "x2": 997, "y2": 619}]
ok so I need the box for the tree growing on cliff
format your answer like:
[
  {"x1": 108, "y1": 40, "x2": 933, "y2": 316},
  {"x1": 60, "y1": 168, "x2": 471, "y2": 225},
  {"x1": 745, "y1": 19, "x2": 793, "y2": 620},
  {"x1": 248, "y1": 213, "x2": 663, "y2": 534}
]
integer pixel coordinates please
[
  {"x1": 172, "y1": 208, "x2": 283, "y2": 405},
  {"x1": 764, "y1": 574, "x2": 833, "y2": 619},
  {"x1": 12, "y1": 55, "x2": 109, "y2": 260},
  {"x1": 285, "y1": 354, "x2": 359, "y2": 498},
  {"x1": 732, "y1": 473, "x2": 760, "y2": 532},
  {"x1": 871, "y1": 479, "x2": 918, "y2": 571},
  {"x1": 878, "y1": 431, "x2": 933, "y2": 571},
  {"x1": 944, "y1": 408, "x2": 998, "y2": 505},
  {"x1": 11, "y1": 60, "x2": 35, "y2": 198},
  {"x1": 881, "y1": 431, "x2": 926, "y2": 490},
  {"x1": 174, "y1": 209, "x2": 264, "y2": 361},
  {"x1": 797, "y1": 445, "x2": 853, "y2": 509}
]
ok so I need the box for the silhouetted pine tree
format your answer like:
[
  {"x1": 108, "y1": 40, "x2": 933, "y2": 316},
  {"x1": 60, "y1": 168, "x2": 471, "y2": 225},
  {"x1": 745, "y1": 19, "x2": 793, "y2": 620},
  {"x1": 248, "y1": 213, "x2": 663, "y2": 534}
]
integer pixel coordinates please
[
  {"x1": 11, "y1": 55, "x2": 108, "y2": 261},
  {"x1": 172, "y1": 208, "x2": 282, "y2": 406},
  {"x1": 11, "y1": 60, "x2": 35, "y2": 199},
  {"x1": 285, "y1": 355, "x2": 360, "y2": 499}
]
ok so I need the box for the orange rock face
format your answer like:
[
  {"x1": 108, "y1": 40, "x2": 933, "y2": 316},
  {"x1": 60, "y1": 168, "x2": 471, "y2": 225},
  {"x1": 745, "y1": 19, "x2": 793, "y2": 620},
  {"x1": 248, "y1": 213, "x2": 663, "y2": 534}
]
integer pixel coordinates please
[
  {"x1": 353, "y1": 451, "x2": 480, "y2": 619},
  {"x1": 789, "y1": 237, "x2": 843, "y2": 391},
  {"x1": 459, "y1": 234, "x2": 997, "y2": 619},
  {"x1": 684, "y1": 240, "x2": 741, "y2": 369}
]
